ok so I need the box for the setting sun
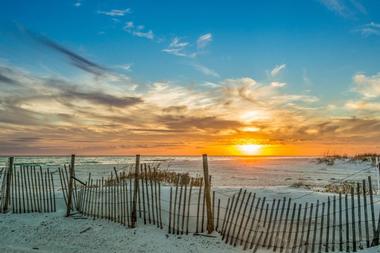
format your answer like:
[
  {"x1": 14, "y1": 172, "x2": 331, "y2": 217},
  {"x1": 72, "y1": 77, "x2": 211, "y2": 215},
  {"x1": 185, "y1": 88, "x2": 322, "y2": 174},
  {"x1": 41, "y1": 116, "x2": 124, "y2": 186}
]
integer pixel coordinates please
[{"x1": 236, "y1": 144, "x2": 262, "y2": 155}]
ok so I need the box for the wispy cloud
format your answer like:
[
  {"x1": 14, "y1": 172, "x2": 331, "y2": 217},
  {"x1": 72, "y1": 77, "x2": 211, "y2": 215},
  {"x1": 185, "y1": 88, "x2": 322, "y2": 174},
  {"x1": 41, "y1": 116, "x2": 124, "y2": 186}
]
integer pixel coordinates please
[
  {"x1": 318, "y1": 0, "x2": 367, "y2": 18},
  {"x1": 354, "y1": 22, "x2": 380, "y2": 37},
  {"x1": 192, "y1": 63, "x2": 220, "y2": 78},
  {"x1": 163, "y1": 32, "x2": 213, "y2": 58},
  {"x1": 319, "y1": 0, "x2": 349, "y2": 17},
  {"x1": 197, "y1": 33, "x2": 212, "y2": 49},
  {"x1": 116, "y1": 64, "x2": 133, "y2": 72},
  {"x1": 28, "y1": 31, "x2": 108, "y2": 76},
  {"x1": 133, "y1": 30, "x2": 154, "y2": 40},
  {"x1": 98, "y1": 9, "x2": 131, "y2": 17},
  {"x1": 349, "y1": 0, "x2": 367, "y2": 14},
  {"x1": 270, "y1": 64, "x2": 286, "y2": 77},
  {"x1": 123, "y1": 21, "x2": 154, "y2": 40},
  {"x1": 162, "y1": 37, "x2": 192, "y2": 57}
]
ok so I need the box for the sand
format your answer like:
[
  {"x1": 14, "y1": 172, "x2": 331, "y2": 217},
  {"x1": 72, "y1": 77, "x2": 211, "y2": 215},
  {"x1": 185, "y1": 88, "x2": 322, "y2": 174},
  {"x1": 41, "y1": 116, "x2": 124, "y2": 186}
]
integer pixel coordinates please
[{"x1": 1, "y1": 186, "x2": 380, "y2": 253}]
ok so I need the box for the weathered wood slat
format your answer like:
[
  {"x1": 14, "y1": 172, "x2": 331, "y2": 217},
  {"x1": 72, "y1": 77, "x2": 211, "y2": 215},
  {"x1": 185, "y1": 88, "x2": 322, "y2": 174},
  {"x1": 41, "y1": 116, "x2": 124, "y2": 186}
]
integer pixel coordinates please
[
  {"x1": 234, "y1": 192, "x2": 252, "y2": 246},
  {"x1": 351, "y1": 187, "x2": 357, "y2": 252},
  {"x1": 298, "y1": 202, "x2": 308, "y2": 253},
  {"x1": 222, "y1": 194, "x2": 235, "y2": 240},
  {"x1": 274, "y1": 197, "x2": 287, "y2": 252},
  {"x1": 280, "y1": 198, "x2": 292, "y2": 253},
  {"x1": 263, "y1": 199, "x2": 276, "y2": 248},
  {"x1": 221, "y1": 197, "x2": 232, "y2": 238},
  {"x1": 326, "y1": 198, "x2": 330, "y2": 252},
  {"x1": 345, "y1": 194, "x2": 349, "y2": 252},
  {"x1": 181, "y1": 182, "x2": 187, "y2": 234},
  {"x1": 186, "y1": 180, "x2": 193, "y2": 235},
  {"x1": 305, "y1": 203, "x2": 314, "y2": 253},
  {"x1": 168, "y1": 187, "x2": 173, "y2": 234},
  {"x1": 312, "y1": 200, "x2": 320, "y2": 253},
  {"x1": 368, "y1": 176, "x2": 376, "y2": 246},
  {"x1": 244, "y1": 197, "x2": 262, "y2": 250},
  {"x1": 225, "y1": 189, "x2": 243, "y2": 244},
  {"x1": 286, "y1": 203, "x2": 297, "y2": 253},
  {"x1": 318, "y1": 202, "x2": 325, "y2": 253},
  {"x1": 241, "y1": 193, "x2": 256, "y2": 246},
  {"x1": 229, "y1": 189, "x2": 247, "y2": 245},
  {"x1": 292, "y1": 204, "x2": 302, "y2": 253},
  {"x1": 356, "y1": 183, "x2": 363, "y2": 249}
]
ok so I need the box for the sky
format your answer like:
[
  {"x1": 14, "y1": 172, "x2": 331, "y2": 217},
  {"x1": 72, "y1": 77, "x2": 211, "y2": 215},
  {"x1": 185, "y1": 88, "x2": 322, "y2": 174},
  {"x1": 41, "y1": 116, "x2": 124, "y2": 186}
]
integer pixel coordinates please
[{"x1": 0, "y1": 0, "x2": 380, "y2": 156}]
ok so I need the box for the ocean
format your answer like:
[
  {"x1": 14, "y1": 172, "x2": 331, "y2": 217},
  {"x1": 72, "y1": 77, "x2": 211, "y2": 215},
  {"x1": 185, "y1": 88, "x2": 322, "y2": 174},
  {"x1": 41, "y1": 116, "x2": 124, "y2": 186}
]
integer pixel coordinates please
[{"x1": 0, "y1": 156, "x2": 377, "y2": 188}]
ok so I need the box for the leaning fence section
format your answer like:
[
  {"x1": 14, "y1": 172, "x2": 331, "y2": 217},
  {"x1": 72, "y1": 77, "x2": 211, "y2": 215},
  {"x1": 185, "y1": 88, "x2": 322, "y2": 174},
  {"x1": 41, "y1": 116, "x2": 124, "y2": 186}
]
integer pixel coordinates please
[
  {"x1": 76, "y1": 177, "x2": 133, "y2": 226},
  {"x1": 67, "y1": 162, "x2": 207, "y2": 233},
  {"x1": 72, "y1": 163, "x2": 167, "y2": 228},
  {"x1": 216, "y1": 176, "x2": 380, "y2": 253}
]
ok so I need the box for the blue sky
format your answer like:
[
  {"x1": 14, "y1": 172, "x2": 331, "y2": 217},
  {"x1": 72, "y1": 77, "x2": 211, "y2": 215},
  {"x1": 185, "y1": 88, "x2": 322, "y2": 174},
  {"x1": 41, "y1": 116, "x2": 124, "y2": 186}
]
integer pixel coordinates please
[
  {"x1": 1, "y1": 1, "x2": 380, "y2": 93},
  {"x1": 0, "y1": 0, "x2": 380, "y2": 155}
]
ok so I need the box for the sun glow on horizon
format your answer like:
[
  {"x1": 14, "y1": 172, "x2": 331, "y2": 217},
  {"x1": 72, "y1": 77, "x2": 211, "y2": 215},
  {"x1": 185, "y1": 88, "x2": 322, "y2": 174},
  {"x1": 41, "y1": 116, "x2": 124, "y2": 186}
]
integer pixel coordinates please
[{"x1": 236, "y1": 144, "x2": 262, "y2": 155}]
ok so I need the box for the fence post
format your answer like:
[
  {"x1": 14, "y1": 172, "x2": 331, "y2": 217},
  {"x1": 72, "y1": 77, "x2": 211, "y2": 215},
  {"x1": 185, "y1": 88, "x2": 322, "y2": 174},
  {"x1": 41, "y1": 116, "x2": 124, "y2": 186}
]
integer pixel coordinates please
[
  {"x1": 131, "y1": 154, "x2": 140, "y2": 228},
  {"x1": 66, "y1": 154, "x2": 75, "y2": 217},
  {"x1": 2, "y1": 157, "x2": 14, "y2": 212},
  {"x1": 202, "y1": 154, "x2": 214, "y2": 233},
  {"x1": 376, "y1": 157, "x2": 380, "y2": 195}
]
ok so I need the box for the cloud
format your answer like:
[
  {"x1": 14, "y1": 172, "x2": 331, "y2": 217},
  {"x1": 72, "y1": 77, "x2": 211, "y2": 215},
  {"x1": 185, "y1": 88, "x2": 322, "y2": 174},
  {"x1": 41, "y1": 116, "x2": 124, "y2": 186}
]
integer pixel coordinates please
[
  {"x1": 345, "y1": 72, "x2": 380, "y2": 114},
  {"x1": 98, "y1": 9, "x2": 131, "y2": 17},
  {"x1": 74, "y1": 2, "x2": 81, "y2": 7},
  {"x1": 123, "y1": 22, "x2": 154, "y2": 40},
  {"x1": 133, "y1": 30, "x2": 154, "y2": 40},
  {"x1": 349, "y1": 0, "x2": 367, "y2": 14},
  {"x1": 29, "y1": 31, "x2": 108, "y2": 76},
  {"x1": 163, "y1": 32, "x2": 213, "y2": 58},
  {"x1": 354, "y1": 22, "x2": 380, "y2": 37},
  {"x1": 319, "y1": 0, "x2": 349, "y2": 16},
  {"x1": 162, "y1": 37, "x2": 191, "y2": 57},
  {"x1": 59, "y1": 88, "x2": 143, "y2": 108},
  {"x1": 319, "y1": 0, "x2": 367, "y2": 18},
  {"x1": 116, "y1": 64, "x2": 132, "y2": 71},
  {"x1": 0, "y1": 68, "x2": 20, "y2": 86},
  {"x1": 192, "y1": 63, "x2": 220, "y2": 78},
  {"x1": 1, "y1": 62, "x2": 379, "y2": 155},
  {"x1": 197, "y1": 33, "x2": 212, "y2": 49},
  {"x1": 352, "y1": 72, "x2": 380, "y2": 98},
  {"x1": 346, "y1": 100, "x2": 380, "y2": 111},
  {"x1": 270, "y1": 64, "x2": 286, "y2": 77},
  {"x1": 271, "y1": 82, "x2": 287, "y2": 88}
]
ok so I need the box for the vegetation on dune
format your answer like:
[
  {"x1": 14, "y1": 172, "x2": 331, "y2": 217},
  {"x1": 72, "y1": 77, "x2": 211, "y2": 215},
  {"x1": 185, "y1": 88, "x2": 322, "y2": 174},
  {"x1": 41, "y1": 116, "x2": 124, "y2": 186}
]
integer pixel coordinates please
[
  {"x1": 316, "y1": 153, "x2": 379, "y2": 166},
  {"x1": 104, "y1": 164, "x2": 204, "y2": 187}
]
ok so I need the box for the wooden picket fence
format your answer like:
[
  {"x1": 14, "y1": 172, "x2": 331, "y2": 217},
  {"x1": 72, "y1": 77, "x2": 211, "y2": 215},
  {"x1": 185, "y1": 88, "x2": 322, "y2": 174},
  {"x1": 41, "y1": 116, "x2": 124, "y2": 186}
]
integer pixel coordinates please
[
  {"x1": 10, "y1": 165, "x2": 56, "y2": 213},
  {"x1": 0, "y1": 158, "x2": 56, "y2": 213},
  {"x1": 61, "y1": 162, "x2": 207, "y2": 233},
  {"x1": 2, "y1": 155, "x2": 379, "y2": 253},
  {"x1": 0, "y1": 161, "x2": 11, "y2": 213},
  {"x1": 70, "y1": 163, "x2": 167, "y2": 228},
  {"x1": 165, "y1": 176, "x2": 209, "y2": 234},
  {"x1": 217, "y1": 176, "x2": 380, "y2": 253},
  {"x1": 56, "y1": 154, "x2": 380, "y2": 253},
  {"x1": 58, "y1": 165, "x2": 80, "y2": 211}
]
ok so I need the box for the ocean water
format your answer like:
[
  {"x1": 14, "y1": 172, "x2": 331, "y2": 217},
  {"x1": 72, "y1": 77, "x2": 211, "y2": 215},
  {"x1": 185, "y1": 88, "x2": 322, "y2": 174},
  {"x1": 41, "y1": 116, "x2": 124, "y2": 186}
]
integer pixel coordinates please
[{"x1": 0, "y1": 156, "x2": 377, "y2": 188}]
